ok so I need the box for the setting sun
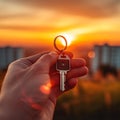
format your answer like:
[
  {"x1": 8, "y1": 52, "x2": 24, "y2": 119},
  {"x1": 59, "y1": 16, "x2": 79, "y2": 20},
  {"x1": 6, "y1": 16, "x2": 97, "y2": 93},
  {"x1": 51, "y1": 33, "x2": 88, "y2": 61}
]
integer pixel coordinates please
[{"x1": 59, "y1": 33, "x2": 75, "y2": 46}]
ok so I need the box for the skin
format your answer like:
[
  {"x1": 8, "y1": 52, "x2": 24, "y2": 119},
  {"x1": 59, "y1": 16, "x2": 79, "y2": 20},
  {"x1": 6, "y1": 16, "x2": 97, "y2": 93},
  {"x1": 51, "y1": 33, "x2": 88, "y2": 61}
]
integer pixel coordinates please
[{"x1": 0, "y1": 51, "x2": 88, "y2": 120}]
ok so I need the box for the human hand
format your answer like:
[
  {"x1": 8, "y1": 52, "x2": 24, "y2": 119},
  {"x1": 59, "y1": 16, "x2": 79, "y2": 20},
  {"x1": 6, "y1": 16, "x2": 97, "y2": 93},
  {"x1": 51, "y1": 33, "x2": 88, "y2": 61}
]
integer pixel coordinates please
[{"x1": 0, "y1": 51, "x2": 88, "y2": 120}]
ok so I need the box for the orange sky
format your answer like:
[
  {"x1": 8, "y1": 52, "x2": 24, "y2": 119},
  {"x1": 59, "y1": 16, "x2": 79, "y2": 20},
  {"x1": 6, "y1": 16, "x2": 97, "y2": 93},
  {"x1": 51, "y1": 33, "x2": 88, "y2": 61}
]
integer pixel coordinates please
[{"x1": 0, "y1": 0, "x2": 120, "y2": 47}]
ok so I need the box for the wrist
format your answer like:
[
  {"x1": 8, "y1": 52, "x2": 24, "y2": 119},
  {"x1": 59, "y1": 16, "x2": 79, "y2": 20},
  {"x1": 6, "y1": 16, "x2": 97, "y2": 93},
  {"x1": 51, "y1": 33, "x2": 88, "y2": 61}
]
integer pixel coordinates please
[
  {"x1": 0, "y1": 95, "x2": 33, "y2": 120},
  {"x1": 0, "y1": 95, "x2": 56, "y2": 120},
  {"x1": 37, "y1": 99, "x2": 56, "y2": 120}
]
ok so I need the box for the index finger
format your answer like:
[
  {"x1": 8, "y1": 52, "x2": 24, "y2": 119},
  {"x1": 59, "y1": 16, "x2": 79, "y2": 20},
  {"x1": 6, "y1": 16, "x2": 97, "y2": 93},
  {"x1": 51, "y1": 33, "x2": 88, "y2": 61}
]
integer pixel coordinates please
[{"x1": 12, "y1": 52, "x2": 49, "y2": 68}]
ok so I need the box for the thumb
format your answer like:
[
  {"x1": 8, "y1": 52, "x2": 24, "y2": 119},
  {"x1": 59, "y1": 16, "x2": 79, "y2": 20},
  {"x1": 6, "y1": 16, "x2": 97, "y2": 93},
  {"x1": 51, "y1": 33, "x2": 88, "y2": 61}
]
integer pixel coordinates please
[{"x1": 33, "y1": 52, "x2": 58, "y2": 73}]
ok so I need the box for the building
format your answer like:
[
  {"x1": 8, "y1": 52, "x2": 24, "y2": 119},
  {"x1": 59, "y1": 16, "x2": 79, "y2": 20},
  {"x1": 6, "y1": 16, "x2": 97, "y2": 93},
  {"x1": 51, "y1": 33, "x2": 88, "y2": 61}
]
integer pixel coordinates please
[
  {"x1": 91, "y1": 44, "x2": 120, "y2": 73},
  {"x1": 0, "y1": 46, "x2": 24, "y2": 70}
]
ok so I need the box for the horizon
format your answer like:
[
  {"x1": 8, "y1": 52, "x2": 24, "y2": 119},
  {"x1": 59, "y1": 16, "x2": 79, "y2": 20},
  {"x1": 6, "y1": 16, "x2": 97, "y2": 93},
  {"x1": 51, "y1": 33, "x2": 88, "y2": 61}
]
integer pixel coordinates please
[{"x1": 0, "y1": 37, "x2": 120, "y2": 47}]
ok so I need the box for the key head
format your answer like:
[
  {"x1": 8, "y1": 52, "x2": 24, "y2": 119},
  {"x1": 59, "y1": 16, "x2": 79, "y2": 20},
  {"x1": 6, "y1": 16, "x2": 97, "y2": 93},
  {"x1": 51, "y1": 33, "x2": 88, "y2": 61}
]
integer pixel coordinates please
[{"x1": 56, "y1": 54, "x2": 70, "y2": 71}]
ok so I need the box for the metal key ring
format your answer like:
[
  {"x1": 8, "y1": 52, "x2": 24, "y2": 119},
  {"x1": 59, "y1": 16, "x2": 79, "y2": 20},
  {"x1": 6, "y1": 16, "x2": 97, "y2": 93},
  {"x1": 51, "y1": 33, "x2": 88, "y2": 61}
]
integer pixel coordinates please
[{"x1": 54, "y1": 35, "x2": 67, "y2": 53}]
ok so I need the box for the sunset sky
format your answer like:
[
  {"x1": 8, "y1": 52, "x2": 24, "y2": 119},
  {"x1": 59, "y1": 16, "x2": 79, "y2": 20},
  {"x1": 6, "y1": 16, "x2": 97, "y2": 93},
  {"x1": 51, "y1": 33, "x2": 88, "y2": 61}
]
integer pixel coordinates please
[{"x1": 0, "y1": 0, "x2": 120, "y2": 47}]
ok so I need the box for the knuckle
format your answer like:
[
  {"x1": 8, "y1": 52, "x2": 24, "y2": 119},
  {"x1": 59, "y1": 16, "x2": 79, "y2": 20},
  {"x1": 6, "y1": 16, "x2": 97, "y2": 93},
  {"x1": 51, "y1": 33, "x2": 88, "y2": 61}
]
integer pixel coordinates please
[
  {"x1": 7, "y1": 61, "x2": 16, "y2": 70},
  {"x1": 7, "y1": 58, "x2": 23, "y2": 69}
]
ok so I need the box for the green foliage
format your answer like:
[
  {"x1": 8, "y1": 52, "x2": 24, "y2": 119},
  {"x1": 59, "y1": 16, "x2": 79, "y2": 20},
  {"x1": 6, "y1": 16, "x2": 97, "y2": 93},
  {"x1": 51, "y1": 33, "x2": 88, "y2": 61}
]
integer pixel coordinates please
[{"x1": 54, "y1": 80, "x2": 120, "y2": 120}]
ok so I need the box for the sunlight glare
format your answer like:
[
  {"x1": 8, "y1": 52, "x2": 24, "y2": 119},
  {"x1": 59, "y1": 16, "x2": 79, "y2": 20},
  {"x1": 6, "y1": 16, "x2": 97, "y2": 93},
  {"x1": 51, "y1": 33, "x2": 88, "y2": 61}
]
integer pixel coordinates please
[
  {"x1": 40, "y1": 83, "x2": 51, "y2": 95},
  {"x1": 60, "y1": 33, "x2": 74, "y2": 46}
]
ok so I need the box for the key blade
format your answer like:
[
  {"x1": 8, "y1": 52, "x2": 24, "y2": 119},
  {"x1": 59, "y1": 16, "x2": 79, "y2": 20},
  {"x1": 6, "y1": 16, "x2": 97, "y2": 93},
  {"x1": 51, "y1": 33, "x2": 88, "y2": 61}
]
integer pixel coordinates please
[{"x1": 60, "y1": 71, "x2": 66, "y2": 91}]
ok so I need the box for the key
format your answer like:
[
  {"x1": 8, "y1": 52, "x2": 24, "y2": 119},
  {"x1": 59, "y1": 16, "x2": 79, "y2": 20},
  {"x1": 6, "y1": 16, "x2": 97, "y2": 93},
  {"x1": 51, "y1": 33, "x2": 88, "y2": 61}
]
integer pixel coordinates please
[
  {"x1": 56, "y1": 54, "x2": 70, "y2": 91},
  {"x1": 53, "y1": 35, "x2": 70, "y2": 91}
]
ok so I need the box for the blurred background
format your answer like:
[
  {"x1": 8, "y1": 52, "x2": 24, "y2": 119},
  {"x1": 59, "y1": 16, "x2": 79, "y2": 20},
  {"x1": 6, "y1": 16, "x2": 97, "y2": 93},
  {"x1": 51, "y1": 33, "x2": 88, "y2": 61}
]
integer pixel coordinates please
[{"x1": 0, "y1": 0, "x2": 120, "y2": 120}]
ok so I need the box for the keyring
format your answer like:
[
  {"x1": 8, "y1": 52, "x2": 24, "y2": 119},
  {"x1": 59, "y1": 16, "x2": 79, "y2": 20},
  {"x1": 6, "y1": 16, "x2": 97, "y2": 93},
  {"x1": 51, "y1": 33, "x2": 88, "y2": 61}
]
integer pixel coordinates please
[{"x1": 54, "y1": 35, "x2": 67, "y2": 53}]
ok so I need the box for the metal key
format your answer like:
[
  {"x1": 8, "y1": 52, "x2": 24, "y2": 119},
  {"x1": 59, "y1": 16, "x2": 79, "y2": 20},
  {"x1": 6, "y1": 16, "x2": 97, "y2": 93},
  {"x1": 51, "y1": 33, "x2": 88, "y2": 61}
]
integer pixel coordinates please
[{"x1": 56, "y1": 54, "x2": 70, "y2": 91}]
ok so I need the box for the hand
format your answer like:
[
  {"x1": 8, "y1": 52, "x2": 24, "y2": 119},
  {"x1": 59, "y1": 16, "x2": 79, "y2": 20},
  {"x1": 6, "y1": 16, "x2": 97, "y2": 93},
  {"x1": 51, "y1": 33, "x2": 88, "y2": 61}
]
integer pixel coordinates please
[{"x1": 0, "y1": 52, "x2": 88, "y2": 120}]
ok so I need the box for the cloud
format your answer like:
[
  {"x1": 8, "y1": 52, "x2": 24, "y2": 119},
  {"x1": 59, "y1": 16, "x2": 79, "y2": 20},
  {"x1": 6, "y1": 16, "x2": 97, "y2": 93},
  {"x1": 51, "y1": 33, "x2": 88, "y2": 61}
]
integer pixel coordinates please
[
  {"x1": 0, "y1": 24, "x2": 73, "y2": 32},
  {"x1": 0, "y1": 25, "x2": 53, "y2": 31},
  {"x1": 3, "y1": 0, "x2": 120, "y2": 18},
  {"x1": 0, "y1": 1, "x2": 34, "y2": 20},
  {"x1": 0, "y1": 14, "x2": 33, "y2": 20}
]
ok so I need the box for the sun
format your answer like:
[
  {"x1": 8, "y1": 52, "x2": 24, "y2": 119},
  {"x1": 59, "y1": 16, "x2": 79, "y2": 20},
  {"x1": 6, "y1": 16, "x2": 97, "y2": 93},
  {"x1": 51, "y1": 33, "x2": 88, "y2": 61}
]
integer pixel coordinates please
[{"x1": 59, "y1": 33, "x2": 74, "y2": 46}]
